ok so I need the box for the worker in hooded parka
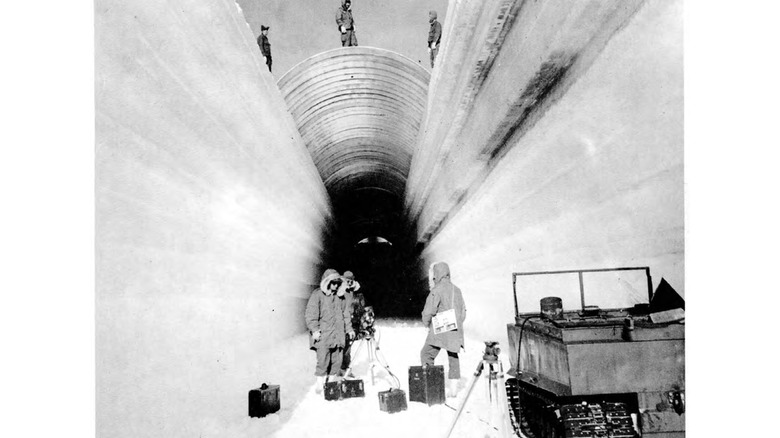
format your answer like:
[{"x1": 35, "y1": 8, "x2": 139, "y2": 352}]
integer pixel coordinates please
[
  {"x1": 336, "y1": 0, "x2": 358, "y2": 46},
  {"x1": 337, "y1": 270, "x2": 362, "y2": 377},
  {"x1": 420, "y1": 261, "x2": 467, "y2": 397},
  {"x1": 306, "y1": 269, "x2": 354, "y2": 392}
]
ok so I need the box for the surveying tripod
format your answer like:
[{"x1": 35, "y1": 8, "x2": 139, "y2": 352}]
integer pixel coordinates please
[
  {"x1": 344, "y1": 330, "x2": 399, "y2": 387},
  {"x1": 442, "y1": 341, "x2": 514, "y2": 438}
]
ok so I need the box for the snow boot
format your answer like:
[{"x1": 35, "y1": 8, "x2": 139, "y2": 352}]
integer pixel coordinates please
[
  {"x1": 446, "y1": 379, "x2": 460, "y2": 398},
  {"x1": 314, "y1": 375, "x2": 325, "y2": 394}
]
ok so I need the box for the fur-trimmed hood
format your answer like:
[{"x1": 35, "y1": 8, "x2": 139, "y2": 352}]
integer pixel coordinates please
[
  {"x1": 319, "y1": 269, "x2": 341, "y2": 294},
  {"x1": 337, "y1": 270, "x2": 360, "y2": 297}
]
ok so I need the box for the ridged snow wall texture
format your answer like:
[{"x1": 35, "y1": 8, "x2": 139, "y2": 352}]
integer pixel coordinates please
[
  {"x1": 96, "y1": 1, "x2": 329, "y2": 437},
  {"x1": 410, "y1": 0, "x2": 683, "y2": 344}
]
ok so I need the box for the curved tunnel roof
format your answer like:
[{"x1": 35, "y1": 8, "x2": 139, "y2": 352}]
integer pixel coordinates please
[{"x1": 278, "y1": 47, "x2": 430, "y2": 199}]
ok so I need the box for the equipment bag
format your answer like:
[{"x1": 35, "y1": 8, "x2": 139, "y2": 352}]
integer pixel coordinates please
[
  {"x1": 378, "y1": 388, "x2": 408, "y2": 413},
  {"x1": 341, "y1": 378, "x2": 365, "y2": 399},
  {"x1": 408, "y1": 365, "x2": 445, "y2": 406},
  {"x1": 323, "y1": 377, "x2": 365, "y2": 401},
  {"x1": 248, "y1": 383, "x2": 280, "y2": 417},
  {"x1": 324, "y1": 378, "x2": 342, "y2": 401}
]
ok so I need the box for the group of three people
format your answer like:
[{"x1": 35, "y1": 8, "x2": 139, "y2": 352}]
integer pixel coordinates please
[
  {"x1": 306, "y1": 262, "x2": 466, "y2": 397},
  {"x1": 257, "y1": 1, "x2": 444, "y2": 73}
]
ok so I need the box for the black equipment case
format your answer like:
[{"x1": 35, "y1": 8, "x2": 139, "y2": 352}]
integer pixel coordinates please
[
  {"x1": 324, "y1": 380, "x2": 341, "y2": 401},
  {"x1": 341, "y1": 379, "x2": 365, "y2": 398},
  {"x1": 323, "y1": 378, "x2": 365, "y2": 401},
  {"x1": 408, "y1": 365, "x2": 445, "y2": 406},
  {"x1": 378, "y1": 388, "x2": 408, "y2": 413},
  {"x1": 248, "y1": 383, "x2": 280, "y2": 417}
]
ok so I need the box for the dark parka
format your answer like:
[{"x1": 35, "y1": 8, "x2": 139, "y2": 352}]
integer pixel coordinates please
[
  {"x1": 428, "y1": 11, "x2": 442, "y2": 47},
  {"x1": 422, "y1": 262, "x2": 466, "y2": 352},
  {"x1": 257, "y1": 34, "x2": 271, "y2": 58},
  {"x1": 337, "y1": 274, "x2": 360, "y2": 323},
  {"x1": 257, "y1": 32, "x2": 272, "y2": 72},
  {"x1": 305, "y1": 269, "x2": 351, "y2": 350},
  {"x1": 335, "y1": 0, "x2": 355, "y2": 30}
]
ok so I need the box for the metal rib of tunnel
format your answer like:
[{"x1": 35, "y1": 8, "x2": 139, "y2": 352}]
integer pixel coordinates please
[
  {"x1": 279, "y1": 47, "x2": 429, "y2": 198},
  {"x1": 278, "y1": 47, "x2": 429, "y2": 243},
  {"x1": 278, "y1": 47, "x2": 430, "y2": 317}
]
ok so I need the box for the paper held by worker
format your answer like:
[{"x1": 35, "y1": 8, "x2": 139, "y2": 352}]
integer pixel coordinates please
[{"x1": 432, "y1": 309, "x2": 457, "y2": 334}]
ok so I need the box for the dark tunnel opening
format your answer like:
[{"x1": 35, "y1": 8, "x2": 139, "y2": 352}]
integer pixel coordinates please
[
  {"x1": 277, "y1": 47, "x2": 434, "y2": 317},
  {"x1": 318, "y1": 188, "x2": 428, "y2": 319}
]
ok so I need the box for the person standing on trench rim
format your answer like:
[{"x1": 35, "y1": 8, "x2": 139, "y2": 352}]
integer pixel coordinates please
[
  {"x1": 336, "y1": 0, "x2": 358, "y2": 47},
  {"x1": 428, "y1": 10, "x2": 442, "y2": 68},
  {"x1": 257, "y1": 25, "x2": 272, "y2": 72}
]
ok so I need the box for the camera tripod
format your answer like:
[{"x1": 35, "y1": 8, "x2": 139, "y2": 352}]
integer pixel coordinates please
[
  {"x1": 442, "y1": 342, "x2": 514, "y2": 438},
  {"x1": 344, "y1": 330, "x2": 400, "y2": 387}
]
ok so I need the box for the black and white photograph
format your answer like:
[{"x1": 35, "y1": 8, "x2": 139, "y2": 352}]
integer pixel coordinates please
[
  {"x1": 6, "y1": 0, "x2": 780, "y2": 437},
  {"x1": 95, "y1": 0, "x2": 683, "y2": 436}
]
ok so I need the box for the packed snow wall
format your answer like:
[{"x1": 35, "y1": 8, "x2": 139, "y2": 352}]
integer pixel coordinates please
[
  {"x1": 96, "y1": 1, "x2": 329, "y2": 436},
  {"x1": 406, "y1": 0, "x2": 684, "y2": 343}
]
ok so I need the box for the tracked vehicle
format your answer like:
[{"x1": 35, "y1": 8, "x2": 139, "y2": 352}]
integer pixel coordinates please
[{"x1": 504, "y1": 267, "x2": 685, "y2": 437}]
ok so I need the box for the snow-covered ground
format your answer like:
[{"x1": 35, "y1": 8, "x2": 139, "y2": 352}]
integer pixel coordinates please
[{"x1": 248, "y1": 318, "x2": 516, "y2": 438}]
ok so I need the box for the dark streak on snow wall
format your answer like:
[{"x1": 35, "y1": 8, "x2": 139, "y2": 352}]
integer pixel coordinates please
[{"x1": 485, "y1": 51, "x2": 577, "y2": 163}]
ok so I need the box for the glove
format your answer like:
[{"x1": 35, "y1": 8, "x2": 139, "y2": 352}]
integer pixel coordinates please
[
  {"x1": 262, "y1": 56, "x2": 267, "y2": 63},
  {"x1": 431, "y1": 42, "x2": 437, "y2": 50},
  {"x1": 341, "y1": 26, "x2": 346, "y2": 33},
  {"x1": 348, "y1": 331, "x2": 355, "y2": 341},
  {"x1": 312, "y1": 331, "x2": 321, "y2": 341}
]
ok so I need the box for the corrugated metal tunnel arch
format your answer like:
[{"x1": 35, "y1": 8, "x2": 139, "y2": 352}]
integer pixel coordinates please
[{"x1": 278, "y1": 47, "x2": 430, "y2": 199}]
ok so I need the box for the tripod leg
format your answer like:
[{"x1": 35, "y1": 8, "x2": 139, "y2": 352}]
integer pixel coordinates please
[
  {"x1": 489, "y1": 363, "x2": 512, "y2": 438},
  {"x1": 487, "y1": 376, "x2": 503, "y2": 438},
  {"x1": 369, "y1": 339, "x2": 385, "y2": 386},
  {"x1": 367, "y1": 339, "x2": 377, "y2": 386},
  {"x1": 344, "y1": 339, "x2": 363, "y2": 377},
  {"x1": 495, "y1": 377, "x2": 511, "y2": 438},
  {"x1": 366, "y1": 338, "x2": 401, "y2": 389},
  {"x1": 442, "y1": 361, "x2": 484, "y2": 438}
]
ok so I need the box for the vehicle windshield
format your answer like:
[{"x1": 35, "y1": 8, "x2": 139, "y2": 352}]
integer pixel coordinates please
[{"x1": 513, "y1": 267, "x2": 651, "y2": 314}]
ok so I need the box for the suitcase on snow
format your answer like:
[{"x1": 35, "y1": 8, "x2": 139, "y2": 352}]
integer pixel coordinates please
[
  {"x1": 341, "y1": 378, "x2": 365, "y2": 398},
  {"x1": 248, "y1": 383, "x2": 280, "y2": 417},
  {"x1": 408, "y1": 365, "x2": 445, "y2": 406},
  {"x1": 378, "y1": 388, "x2": 408, "y2": 413},
  {"x1": 324, "y1": 379, "x2": 342, "y2": 401},
  {"x1": 323, "y1": 378, "x2": 365, "y2": 401}
]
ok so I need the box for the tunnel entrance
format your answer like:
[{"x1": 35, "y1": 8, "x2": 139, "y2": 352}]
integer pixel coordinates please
[
  {"x1": 278, "y1": 48, "x2": 432, "y2": 318},
  {"x1": 319, "y1": 189, "x2": 427, "y2": 318}
]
